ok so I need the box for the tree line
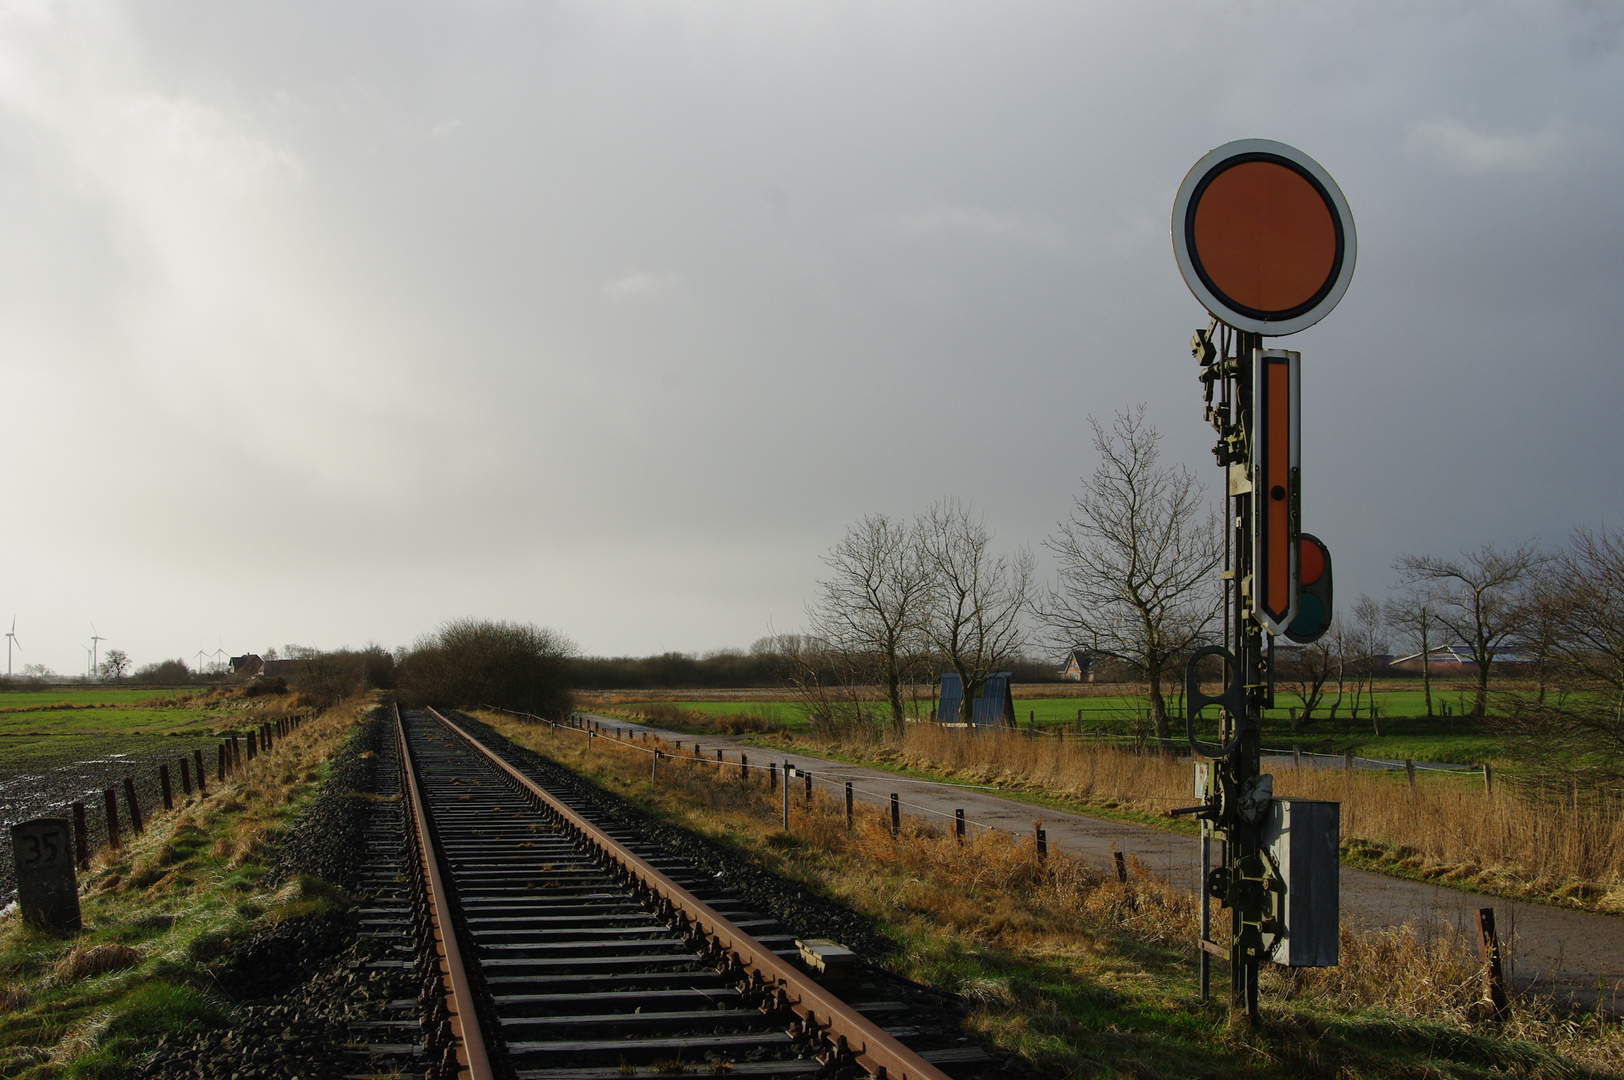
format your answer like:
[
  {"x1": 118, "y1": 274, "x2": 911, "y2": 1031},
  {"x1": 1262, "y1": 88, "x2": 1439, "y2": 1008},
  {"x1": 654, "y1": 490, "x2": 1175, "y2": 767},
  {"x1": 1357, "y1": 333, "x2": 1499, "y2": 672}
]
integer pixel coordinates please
[{"x1": 800, "y1": 406, "x2": 1624, "y2": 766}]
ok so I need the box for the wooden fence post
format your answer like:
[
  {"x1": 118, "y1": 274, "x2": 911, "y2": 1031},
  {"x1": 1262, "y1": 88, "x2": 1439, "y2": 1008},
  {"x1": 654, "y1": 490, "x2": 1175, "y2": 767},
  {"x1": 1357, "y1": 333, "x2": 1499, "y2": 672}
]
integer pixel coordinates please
[
  {"x1": 123, "y1": 778, "x2": 144, "y2": 834},
  {"x1": 103, "y1": 788, "x2": 120, "y2": 848},
  {"x1": 845, "y1": 782, "x2": 854, "y2": 828},
  {"x1": 1114, "y1": 849, "x2": 1128, "y2": 883},
  {"x1": 160, "y1": 765, "x2": 173, "y2": 812},
  {"x1": 1406, "y1": 760, "x2": 1416, "y2": 789},
  {"x1": 179, "y1": 758, "x2": 192, "y2": 796},
  {"x1": 1474, "y1": 907, "x2": 1510, "y2": 1019},
  {"x1": 890, "y1": 794, "x2": 900, "y2": 837},
  {"x1": 955, "y1": 808, "x2": 965, "y2": 844},
  {"x1": 1484, "y1": 764, "x2": 1493, "y2": 796},
  {"x1": 195, "y1": 749, "x2": 207, "y2": 794},
  {"x1": 72, "y1": 802, "x2": 89, "y2": 870},
  {"x1": 1035, "y1": 826, "x2": 1047, "y2": 863}
]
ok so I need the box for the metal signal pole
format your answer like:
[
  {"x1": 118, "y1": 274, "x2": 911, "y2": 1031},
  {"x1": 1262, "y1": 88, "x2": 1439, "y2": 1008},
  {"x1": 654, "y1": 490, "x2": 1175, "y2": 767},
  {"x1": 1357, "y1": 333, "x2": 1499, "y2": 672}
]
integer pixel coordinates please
[{"x1": 1183, "y1": 323, "x2": 1270, "y2": 1019}]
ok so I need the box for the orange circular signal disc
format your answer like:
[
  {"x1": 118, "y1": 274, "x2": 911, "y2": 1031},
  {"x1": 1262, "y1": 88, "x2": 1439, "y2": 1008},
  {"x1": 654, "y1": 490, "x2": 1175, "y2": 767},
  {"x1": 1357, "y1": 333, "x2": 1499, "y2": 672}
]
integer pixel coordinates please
[
  {"x1": 1299, "y1": 536, "x2": 1326, "y2": 586},
  {"x1": 1191, "y1": 160, "x2": 1338, "y2": 314}
]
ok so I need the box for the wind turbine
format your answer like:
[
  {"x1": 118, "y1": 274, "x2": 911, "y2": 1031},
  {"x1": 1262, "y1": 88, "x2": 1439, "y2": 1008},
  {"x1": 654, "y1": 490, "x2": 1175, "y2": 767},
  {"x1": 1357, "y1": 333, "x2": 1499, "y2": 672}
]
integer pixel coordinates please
[
  {"x1": 89, "y1": 623, "x2": 105, "y2": 680},
  {"x1": 195, "y1": 649, "x2": 207, "y2": 675},
  {"x1": 5, "y1": 617, "x2": 19, "y2": 677}
]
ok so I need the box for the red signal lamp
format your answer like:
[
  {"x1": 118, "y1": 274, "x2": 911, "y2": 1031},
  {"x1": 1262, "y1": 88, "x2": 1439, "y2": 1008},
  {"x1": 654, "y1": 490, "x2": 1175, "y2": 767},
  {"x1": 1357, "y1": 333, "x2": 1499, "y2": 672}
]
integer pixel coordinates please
[{"x1": 1284, "y1": 533, "x2": 1332, "y2": 644}]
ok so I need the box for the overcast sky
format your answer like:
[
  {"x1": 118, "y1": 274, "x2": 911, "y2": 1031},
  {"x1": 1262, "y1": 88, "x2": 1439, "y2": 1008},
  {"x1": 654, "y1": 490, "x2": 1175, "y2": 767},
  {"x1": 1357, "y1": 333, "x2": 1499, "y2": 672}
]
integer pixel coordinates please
[{"x1": 1, "y1": 1, "x2": 1621, "y2": 674}]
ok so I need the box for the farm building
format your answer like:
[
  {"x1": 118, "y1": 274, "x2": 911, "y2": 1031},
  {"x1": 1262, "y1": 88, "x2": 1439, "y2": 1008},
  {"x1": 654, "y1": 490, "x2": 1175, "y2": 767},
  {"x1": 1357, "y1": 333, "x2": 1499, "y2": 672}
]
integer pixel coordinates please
[
  {"x1": 1060, "y1": 649, "x2": 1097, "y2": 682},
  {"x1": 1389, "y1": 644, "x2": 1533, "y2": 672},
  {"x1": 937, "y1": 672, "x2": 1017, "y2": 728}
]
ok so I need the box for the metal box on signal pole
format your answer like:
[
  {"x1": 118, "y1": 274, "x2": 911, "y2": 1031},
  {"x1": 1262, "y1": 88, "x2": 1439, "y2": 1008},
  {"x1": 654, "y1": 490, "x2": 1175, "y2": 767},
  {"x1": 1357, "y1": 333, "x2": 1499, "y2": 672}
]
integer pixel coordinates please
[{"x1": 1262, "y1": 798, "x2": 1339, "y2": 967}]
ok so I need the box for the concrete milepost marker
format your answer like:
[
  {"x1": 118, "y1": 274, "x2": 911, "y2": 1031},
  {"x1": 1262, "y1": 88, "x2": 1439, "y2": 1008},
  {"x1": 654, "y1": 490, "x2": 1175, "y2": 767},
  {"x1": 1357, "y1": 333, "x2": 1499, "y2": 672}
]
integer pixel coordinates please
[
  {"x1": 1172, "y1": 139, "x2": 1356, "y2": 337},
  {"x1": 11, "y1": 818, "x2": 82, "y2": 932}
]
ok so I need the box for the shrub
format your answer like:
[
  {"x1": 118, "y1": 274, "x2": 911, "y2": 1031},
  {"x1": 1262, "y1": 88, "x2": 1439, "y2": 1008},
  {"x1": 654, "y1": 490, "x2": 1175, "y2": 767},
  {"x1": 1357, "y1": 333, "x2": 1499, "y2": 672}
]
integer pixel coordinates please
[
  {"x1": 397, "y1": 618, "x2": 574, "y2": 718},
  {"x1": 133, "y1": 659, "x2": 194, "y2": 684},
  {"x1": 289, "y1": 644, "x2": 396, "y2": 708}
]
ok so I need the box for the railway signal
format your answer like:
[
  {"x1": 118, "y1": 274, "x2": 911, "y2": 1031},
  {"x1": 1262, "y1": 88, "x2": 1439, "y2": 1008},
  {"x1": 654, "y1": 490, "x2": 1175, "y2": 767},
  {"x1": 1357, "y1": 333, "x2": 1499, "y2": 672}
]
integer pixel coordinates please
[
  {"x1": 1170, "y1": 139, "x2": 1353, "y2": 1020},
  {"x1": 1285, "y1": 533, "x2": 1333, "y2": 644}
]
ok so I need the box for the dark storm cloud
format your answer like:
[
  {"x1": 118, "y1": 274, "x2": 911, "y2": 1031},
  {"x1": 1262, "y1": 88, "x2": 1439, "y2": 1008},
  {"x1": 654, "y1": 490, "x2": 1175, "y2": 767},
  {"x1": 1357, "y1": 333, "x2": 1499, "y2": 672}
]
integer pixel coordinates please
[{"x1": 0, "y1": 2, "x2": 1618, "y2": 668}]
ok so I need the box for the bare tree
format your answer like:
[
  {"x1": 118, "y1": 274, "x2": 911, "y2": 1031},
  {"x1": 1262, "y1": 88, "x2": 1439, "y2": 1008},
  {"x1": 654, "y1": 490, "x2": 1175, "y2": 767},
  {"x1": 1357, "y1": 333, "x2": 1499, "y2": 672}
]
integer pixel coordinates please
[
  {"x1": 1347, "y1": 595, "x2": 1388, "y2": 731},
  {"x1": 808, "y1": 513, "x2": 933, "y2": 733},
  {"x1": 1384, "y1": 584, "x2": 1438, "y2": 718},
  {"x1": 917, "y1": 499, "x2": 1034, "y2": 727},
  {"x1": 1395, "y1": 542, "x2": 1543, "y2": 717},
  {"x1": 1038, "y1": 408, "x2": 1222, "y2": 744},
  {"x1": 98, "y1": 648, "x2": 131, "y2": 681},
  {"x1": 772, "y1": 632, "x2": 888, "y2": 740},
  {"x1": 1486, "y1": 528, "x2": 1624, "y2": 790},
  {"x1": 1548, "y1": 526, "x2": 1624, "y2": 699},
  {"x1": 1279, "y1": 639, "x2": 1337, "y2": 729},
  {"x1": 1521, "y1": 526, "x2": 1624, "y2": 756},
  {"x1": 1324, "y1": 617, "x2": 1351, "y2": 720}
]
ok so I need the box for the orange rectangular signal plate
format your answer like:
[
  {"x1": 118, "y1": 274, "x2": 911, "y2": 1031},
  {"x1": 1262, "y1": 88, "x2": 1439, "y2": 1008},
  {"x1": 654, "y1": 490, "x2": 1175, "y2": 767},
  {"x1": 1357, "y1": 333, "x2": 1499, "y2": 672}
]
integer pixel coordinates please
[{"x1": 1252, "y1": 349, "x2": 1300, "y2": 636}]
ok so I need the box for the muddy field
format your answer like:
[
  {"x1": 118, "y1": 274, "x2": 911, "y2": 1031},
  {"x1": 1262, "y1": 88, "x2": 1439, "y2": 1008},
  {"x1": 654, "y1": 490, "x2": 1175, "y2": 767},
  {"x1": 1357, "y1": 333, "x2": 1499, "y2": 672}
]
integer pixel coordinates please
[{"x1": 0, "y1": 734, "x2": 221, "y2": 905}]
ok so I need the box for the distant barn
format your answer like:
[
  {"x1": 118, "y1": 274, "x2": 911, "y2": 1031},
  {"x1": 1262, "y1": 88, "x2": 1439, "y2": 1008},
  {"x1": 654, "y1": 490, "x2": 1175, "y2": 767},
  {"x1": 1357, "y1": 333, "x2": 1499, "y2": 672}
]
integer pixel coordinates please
[
  {"x1": 230, "y1": 654, "x2": 264, "y2": 677},
  {"x1": 1061, "y1": 649, "x2": 1096, "y2": 682},
  {"x1": 937, "y1": 672, "x2": 1017, "y2": 728}
]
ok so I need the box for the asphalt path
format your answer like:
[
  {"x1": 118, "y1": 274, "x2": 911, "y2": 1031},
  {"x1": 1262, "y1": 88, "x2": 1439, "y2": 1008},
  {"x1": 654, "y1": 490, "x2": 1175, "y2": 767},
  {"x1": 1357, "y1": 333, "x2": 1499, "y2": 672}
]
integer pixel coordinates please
[{"x1": 568, "y1": 712, "x2": 1623, "y2": 1010}]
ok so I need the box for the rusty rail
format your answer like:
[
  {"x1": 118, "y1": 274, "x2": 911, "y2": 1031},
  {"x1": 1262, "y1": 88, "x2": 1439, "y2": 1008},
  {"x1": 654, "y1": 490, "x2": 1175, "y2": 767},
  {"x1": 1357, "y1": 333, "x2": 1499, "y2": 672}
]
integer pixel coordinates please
[
  {"x1": 395, "y1": 705, "x2": 495, "y2": 1080},
  {"x1": 425, "y1": 707, "x2": 952, "y2": 1080}
]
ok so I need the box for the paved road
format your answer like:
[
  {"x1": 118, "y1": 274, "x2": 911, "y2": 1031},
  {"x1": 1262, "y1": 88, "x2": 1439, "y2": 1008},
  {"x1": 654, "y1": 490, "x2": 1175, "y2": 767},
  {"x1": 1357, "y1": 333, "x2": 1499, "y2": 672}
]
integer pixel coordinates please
[{"x1": 571, "y1": 713, "x2": 1623, "y2": 1010}]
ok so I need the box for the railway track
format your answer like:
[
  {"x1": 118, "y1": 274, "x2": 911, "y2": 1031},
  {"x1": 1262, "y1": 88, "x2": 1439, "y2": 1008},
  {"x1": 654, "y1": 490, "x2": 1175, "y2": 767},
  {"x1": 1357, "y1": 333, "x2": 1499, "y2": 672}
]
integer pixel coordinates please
[{"x1": 390, "y1": 705, "x2": 980, "y2": 1080}]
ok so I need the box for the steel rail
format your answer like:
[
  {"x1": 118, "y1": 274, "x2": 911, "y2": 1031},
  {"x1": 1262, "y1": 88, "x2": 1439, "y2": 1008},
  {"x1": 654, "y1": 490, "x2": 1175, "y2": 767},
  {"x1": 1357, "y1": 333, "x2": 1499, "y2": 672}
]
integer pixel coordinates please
[
  {"x1": 396, "y1": 705, "x2": 496, "y2": 1080},
  {"x1": 427, "y1": 707, "x2": 953, "y2": 1080}
]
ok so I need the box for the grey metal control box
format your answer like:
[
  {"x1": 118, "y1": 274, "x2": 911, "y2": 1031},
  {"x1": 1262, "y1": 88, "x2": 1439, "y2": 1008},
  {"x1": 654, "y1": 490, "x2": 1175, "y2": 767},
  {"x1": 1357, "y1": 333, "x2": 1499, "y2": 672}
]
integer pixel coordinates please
[{"x1": 1262, "y1": 798, "x2": 1339, "y2": 967}]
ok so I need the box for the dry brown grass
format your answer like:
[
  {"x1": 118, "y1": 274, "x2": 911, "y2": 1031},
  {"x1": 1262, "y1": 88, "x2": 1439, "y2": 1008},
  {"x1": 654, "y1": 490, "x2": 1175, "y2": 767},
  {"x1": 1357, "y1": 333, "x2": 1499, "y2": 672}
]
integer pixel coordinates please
[
  {"x1": 51, "y1": 943, "x2": 143, "y2": 980},
  {"x1": 821, "y1": 724, "x2": 1624, "y2": 914}
]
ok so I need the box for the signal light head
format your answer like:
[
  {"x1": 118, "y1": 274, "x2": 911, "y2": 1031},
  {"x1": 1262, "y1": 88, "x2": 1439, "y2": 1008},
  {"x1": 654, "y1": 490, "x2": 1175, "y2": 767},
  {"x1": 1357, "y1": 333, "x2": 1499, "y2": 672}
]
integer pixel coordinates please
[{"x1": 1284, "y1": 533, "x2": 1333, "y2": 644}]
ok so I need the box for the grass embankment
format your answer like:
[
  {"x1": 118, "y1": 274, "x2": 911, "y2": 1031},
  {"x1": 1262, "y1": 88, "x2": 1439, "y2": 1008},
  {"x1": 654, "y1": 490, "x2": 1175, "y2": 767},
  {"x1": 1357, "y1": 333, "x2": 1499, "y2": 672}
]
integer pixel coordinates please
[
  {"x1": 0, "y1": 697, "x2": 370, "y2": 1079},
  {"x1": 477, "y1": 711, "x2": 1624, "y2": 1080},
  {"x1": 733, "y1": 726, "x2": 1624, "y2": 917}
]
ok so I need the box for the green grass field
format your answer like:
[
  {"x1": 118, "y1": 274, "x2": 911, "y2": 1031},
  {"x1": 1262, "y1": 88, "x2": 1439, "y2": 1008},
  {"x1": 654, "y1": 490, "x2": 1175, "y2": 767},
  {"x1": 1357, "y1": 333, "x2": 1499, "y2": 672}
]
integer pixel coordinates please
[
  {"x1": 0, "y1": 687, "x2": 199, "y2": 709},
  {"x1": 632, "y1": 692, "x2": 1509, "y2": 764},
  {"x1": 0, "y1": 707, "x2": 228, "y2": 738}
]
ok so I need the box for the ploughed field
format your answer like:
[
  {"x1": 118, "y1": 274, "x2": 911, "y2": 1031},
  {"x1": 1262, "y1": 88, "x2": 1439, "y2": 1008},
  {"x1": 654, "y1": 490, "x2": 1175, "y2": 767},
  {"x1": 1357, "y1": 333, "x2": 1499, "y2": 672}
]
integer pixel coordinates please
[{"x1": 0, "y1": 689, "x2": 243, "y2": 905}]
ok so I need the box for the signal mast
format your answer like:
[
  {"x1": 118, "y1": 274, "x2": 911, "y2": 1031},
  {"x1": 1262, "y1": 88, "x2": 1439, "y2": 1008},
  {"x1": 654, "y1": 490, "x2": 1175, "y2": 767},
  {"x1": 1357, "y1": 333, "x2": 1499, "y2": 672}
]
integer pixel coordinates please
[{"x1": 1168, "y1": 140, "x2": 1355, "y2": 1019}]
